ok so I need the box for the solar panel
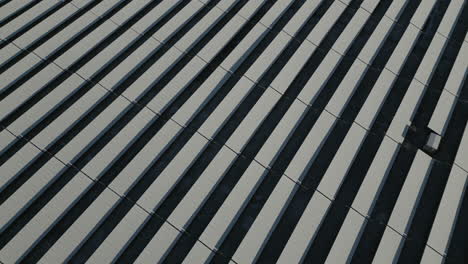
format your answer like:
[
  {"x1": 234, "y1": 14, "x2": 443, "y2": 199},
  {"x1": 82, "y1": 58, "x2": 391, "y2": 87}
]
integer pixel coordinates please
[{"x1": 0, "y1": 0, "x2": 467, "y2": 263}]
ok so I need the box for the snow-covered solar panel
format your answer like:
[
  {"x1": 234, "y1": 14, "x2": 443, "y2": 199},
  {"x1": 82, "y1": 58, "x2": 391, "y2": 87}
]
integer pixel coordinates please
[{"x1": 0, "y1": 0, "x2": 467, "y2": 263}]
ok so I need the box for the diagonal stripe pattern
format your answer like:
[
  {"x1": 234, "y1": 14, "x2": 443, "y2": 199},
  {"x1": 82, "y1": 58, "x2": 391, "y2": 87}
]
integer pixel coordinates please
[{"x1": 0, "y1": 0, "x2": 467, "y2": 263}]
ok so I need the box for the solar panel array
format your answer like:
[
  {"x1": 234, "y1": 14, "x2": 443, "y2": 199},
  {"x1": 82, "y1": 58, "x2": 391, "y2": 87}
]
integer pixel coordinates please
[{"x1": 0, "y1": 0, "x2": 467, "y2": 263}]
